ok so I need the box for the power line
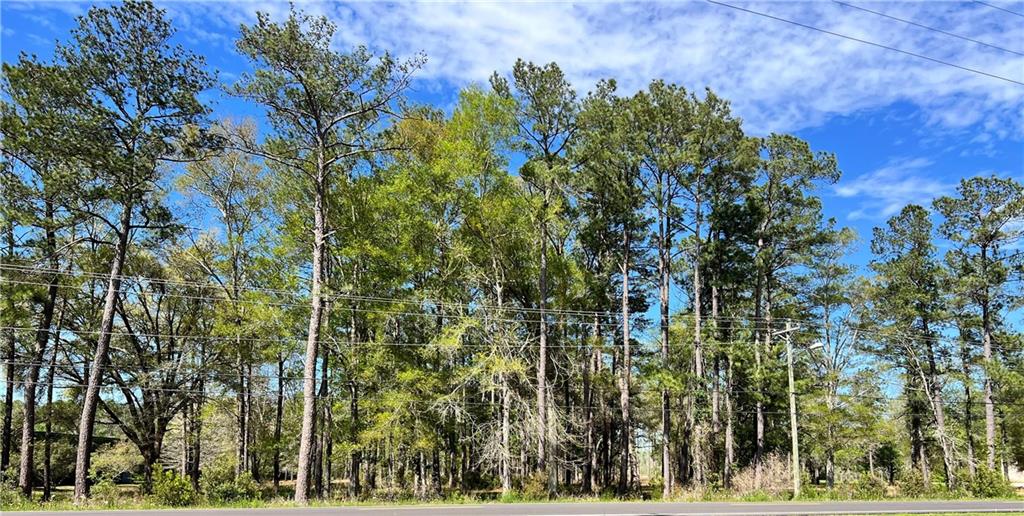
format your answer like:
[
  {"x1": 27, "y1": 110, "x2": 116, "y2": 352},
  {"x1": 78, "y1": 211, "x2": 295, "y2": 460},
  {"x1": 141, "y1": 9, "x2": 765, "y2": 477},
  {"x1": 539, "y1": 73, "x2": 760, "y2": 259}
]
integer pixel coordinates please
[
  {"x1": 0, "y1": 270, "x2": 811, "y2": 330},
  {"x1": 833, "y1": 0, "x2": 1024, "y2": 57},
  {"x1": 13, "y1": 364, "x2": 1023, "y2": 409},
  {"x1": 3, "y1": 274, "x2": 1011, "y2": 353},
  {"x1": 13, "y1": 379, "x2": 1015, "y2": 418},
  {"x1": 1, "y1": 264, "x2": 620, "y2": 319},
  {"x1": 974, "y1": 0, "x2": 1024, "y2": 18},
  {"x1": 3, "y1": 266, "x2": 1015, "y2": 351},
  {"x1": 706, "y1": 0, "x2": 1024, "y2": 87}
]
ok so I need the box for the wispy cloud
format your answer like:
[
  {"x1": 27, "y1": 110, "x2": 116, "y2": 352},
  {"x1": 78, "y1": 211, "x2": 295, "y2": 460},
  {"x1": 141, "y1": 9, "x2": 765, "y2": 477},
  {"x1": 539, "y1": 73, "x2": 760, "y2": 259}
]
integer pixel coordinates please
[
  {"x1": 6, "y1": 1, "x2": 1023, "y2": 140},
  {"x1": 156, "y1": 0, "x2": 1024, "y2": 139},
  {"x1": 835, "y1": 157, "x2": 953, "y2": 220}
]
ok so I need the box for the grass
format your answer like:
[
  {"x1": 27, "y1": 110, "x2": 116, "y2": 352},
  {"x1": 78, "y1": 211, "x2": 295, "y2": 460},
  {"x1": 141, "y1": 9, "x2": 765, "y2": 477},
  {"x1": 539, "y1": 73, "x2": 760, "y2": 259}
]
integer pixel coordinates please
[{"x1": 3, "y1": 482, "x2": 1022, "y2": 512}]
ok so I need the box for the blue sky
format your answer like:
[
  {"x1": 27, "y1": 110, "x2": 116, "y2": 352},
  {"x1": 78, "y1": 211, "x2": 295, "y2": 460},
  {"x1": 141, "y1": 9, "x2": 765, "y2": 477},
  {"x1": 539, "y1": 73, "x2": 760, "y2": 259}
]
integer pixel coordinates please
[{"x1": 2, "y1": 0, "x2": 1023, "y2": 271}]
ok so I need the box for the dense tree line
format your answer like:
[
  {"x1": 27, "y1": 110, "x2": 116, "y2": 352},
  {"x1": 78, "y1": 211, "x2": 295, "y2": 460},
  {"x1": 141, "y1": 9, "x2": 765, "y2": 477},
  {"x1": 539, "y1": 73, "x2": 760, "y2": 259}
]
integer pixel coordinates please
[{"x1": 1, "y1": 1, "x2": 1022, "y2": 505}]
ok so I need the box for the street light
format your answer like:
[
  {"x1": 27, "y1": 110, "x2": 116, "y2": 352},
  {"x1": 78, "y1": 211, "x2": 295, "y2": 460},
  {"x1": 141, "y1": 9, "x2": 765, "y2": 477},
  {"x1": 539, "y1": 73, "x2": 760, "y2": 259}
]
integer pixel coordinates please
[{"x1": 773, "y1": 322, "x2": 801, "y2": 499}]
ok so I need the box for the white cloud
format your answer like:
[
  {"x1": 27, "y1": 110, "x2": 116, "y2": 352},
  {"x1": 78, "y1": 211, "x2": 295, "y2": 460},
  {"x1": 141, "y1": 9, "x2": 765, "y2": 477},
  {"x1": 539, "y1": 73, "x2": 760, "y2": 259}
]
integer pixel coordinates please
[
  {"x1": 835, "y1": 157, "x2": 953, "y2": 220},
  {"x1": 158, "y1": 0, "x2": 1024, "y2": 139},
  {"x1": 10, "y1": 0, "x2": 1023, "y2": 140}
]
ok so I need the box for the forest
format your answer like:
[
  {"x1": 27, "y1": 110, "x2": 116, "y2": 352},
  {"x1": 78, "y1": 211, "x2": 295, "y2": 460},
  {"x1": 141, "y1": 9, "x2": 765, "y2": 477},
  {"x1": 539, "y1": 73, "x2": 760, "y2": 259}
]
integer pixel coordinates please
[{"x1": 1, "y1": 0, "x2": 1022, "y2": 507}]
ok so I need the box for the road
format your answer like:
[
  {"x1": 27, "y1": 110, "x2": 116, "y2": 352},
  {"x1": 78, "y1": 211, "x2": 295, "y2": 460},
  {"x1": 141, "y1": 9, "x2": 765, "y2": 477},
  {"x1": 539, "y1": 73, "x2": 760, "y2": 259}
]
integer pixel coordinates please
[{"x1": 12, "y1": 500, "x2": 1024, "y2": 515}]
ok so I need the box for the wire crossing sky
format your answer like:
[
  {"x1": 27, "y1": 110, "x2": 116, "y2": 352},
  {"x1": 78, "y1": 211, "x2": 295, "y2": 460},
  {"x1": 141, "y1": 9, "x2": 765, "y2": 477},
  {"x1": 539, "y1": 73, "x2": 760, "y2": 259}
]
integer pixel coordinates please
[{"x1": 3, "y1": 0, "x2": 1021, "y2": 272}]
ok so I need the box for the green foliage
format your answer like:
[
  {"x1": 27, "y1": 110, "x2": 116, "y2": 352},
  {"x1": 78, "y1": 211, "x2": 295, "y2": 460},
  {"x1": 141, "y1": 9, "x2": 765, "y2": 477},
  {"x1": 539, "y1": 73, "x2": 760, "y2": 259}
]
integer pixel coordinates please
[
  {"x1": 520, "y1": 471, "x2": 552, "y2": 501},
  {"x1": 90, "y1": 478, "x2": 124, "y2": 507},
  {"x1": 960, "y1": 467, "x2": 1015, "y2": 498},
  {"x1": 850, "y1": 473, "x2": 888, "y2": 499},
  {"x1": 0, "y1": 477, "x2": 23, "y2": 507},
  {"x1": 366, "y1": 487, "x2": 415, "y2": 503},
  {"x1": 4, "y1": 0, "x2": 1023, "y2": 510},
  {"x1": 150, "y1": 467, "x2": 197, "y2": 507},
  {"x1": 896, "y1": 468, "x2": 931, "y2": 498},
  {"x1": 89, "y1": 441, "x2": 143, "y2": 483},
  {"x1": 201, "y1": 461, "x2": 261, "y2": 503}
]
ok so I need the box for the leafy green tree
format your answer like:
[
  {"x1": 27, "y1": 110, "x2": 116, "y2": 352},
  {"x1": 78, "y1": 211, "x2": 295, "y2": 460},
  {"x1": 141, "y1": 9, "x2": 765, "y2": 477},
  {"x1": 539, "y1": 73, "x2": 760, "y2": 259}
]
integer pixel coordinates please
[
  {"x1": 21, "y1": 0, "x2": 216, "y2": 501},
  {"x1": 748, "y1": 133, "x2": 838, "y2": 487},
  {"x1": 576, "y1": 80, "x2": 649, "y2": 494},
  {"x1": 179, "y1": 120, "x2": 271, "y2": 480},
  {"x1": 871, "y1": 205, "x2": 956, "y2": 488},
  {"x1": 1, "y1": 47, "x2": 93, "y2": 496},
  {"x1": 629, "y1": 80, "x2": 691, "y2": 494},
  {"x1": 804, "y1": 227, "x2": 863, "y2": 488},
  {"x1": 232, "y1": 6, "x2": 421, "y2": 502},
  {"x1": 935, "y1": 176, "x2": 1024, "y2": 473},
  {"x1": 87, "y1": 252, "x2": 212, "y2": 490},
  {"x1": 491, "y1": 59, "x2": 577, "y2": 488},
  {"x1": 677, "y1": 89, "x2": 752, "y2": 486}
]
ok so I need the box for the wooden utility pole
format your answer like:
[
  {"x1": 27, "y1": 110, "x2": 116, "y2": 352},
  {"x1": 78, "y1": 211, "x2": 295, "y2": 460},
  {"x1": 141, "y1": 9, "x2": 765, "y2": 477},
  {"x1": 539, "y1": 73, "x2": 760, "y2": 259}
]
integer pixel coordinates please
[{"x1": 779, "y1": 322, "x2": 800, "y2": 498}]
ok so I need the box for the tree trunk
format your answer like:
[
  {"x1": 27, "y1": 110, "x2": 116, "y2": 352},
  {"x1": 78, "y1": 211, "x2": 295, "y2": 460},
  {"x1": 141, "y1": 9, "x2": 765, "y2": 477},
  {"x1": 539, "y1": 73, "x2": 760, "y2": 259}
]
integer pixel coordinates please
[
  {"x1": 317, "y1": 349, "x2": 330, "y2": 498},
  {"x1": 826, "y1": 388, "x2": 836, "y2": 490},
  {"x1": 659, "y1": 211, "x2": 672, "y2": 497},
  {"x1": 911, "y1": 408, "x2": 929, "y2": 482},
  {"x1": 274, "y1": 352, "x2": 284, "y2": 494},
  {"x1": 601, "y1": 396, "x2": 611, "y2": 489},
  {"x1": 414, "y1": 450, "x2": 425, "y2": 498},
  {"x1": 617, "y1": 230, "x2": 631, "y2": 496},
  {"x1": 182, "y1": 398, "x2": 191, "y2": 479},
  {"x1": 923, "y1": 320, "x2": 955, "y2": 490},
  {"x1": 999, "y1": 409, "x2": 1009, "y2": 479},
  {"x1": 0, "y1": 218, "x2": 14, "y2": 477},
  {"x1": 0, "y1": 328, "x2": 13, "y2": 480},
  {"x1": 537, "y1": 218, "x2": 548, "y2": 478},
  {"x1": 296, "y1": 166, "x2": 328, "y2": 503},
  {"x1": 583, "y1": 315, "x2": 598, "y2": 494},
  {"x1": 960, "y1": 334, "x2": 976, "y2": 478},
  {"x1": 431, "y1": 448, "x2": 441, "y2": 495},
  {"x1": 236, "y1": 338, "x2": 248, "y2": 477},
  {"x1": 74, "y1": 205, "x2": 132, "y2": 502},
  {"x1": 724, "y1": 348, "x2": 734, "y2": 489},
  {"x1": 349, "y1": 305, "x2": 361, "y2": 498},
  {"x1": 42, "y1": 336, "x2": 58, "y2": 501},
  {"x1": 980, "y1": 247, "x2": 996, "y2": 471},
  {"x1": 141, "y1": 437, "x2": 164, "y2": 495},
  {"x1": 691, "y1": 194, "x2": 705, "y2": 486},
  {"x1": 752, "y1": 251, "x2": 765, "y2": 489},
  {"x1": 349, "y1": 381, "x2": 361, "y2": 497},
  {"x1": 18, "y1": 233, "x2": 58, "y2": 496},
  {"x1": 501, "y1": 376, "x2": 511, "y2": 494},
  {"x1": 189, "y1": 374, "x2": 203, "y2": 492},
  {"x1": 19, "y1": 201, "x2": 59, "y2": 497}
]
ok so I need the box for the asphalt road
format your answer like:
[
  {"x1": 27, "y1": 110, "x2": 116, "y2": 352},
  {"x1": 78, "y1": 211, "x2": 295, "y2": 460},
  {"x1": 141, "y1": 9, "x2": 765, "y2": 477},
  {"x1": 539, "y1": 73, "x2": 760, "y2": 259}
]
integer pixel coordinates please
[{"x1": 11, "y1": 500, "x2": 1024, "y2": 516}]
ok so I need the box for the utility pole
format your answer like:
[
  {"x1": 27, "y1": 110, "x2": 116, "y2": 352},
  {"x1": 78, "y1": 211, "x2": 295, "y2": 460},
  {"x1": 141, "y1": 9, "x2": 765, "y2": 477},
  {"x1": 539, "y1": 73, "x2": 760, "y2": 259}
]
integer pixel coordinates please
[{"x1": 776, "y1": 321, "x2": 801, "y2": 499}]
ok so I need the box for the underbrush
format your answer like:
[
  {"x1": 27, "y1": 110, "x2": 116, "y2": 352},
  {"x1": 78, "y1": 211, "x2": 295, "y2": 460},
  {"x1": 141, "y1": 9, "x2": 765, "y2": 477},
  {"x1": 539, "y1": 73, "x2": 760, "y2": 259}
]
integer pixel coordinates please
[{"x1": 2, "y1": 472, "x2": 1019, "y2": 512}]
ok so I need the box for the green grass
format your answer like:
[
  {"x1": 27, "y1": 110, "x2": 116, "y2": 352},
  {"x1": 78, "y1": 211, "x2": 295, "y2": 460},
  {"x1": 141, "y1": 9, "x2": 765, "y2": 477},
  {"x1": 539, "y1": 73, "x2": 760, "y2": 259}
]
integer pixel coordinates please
[{"x1": 3, "y1": 483, "x2": 1021, "y2": 512}]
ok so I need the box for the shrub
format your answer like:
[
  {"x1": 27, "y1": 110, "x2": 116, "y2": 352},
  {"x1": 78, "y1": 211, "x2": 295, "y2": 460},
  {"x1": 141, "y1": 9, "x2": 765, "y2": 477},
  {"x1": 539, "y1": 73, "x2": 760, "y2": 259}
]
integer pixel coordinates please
[
  {"x1": 520, "y1": 471, "x2": 550, "y2": 501},
  {"x1": 0, "y1": 480, "x2": 24, "y2": 509},
  {"x1": 370, "y1": 487, "x2": 413, "y2": 502},
  {"x1": 202, "y1": 470, "x2": 260, "y2": 503},
  {"x1": 200, "y1": 458, "x2": 261, "y2": 503},
  {"x1": 731, "y1": 453, "x2": 792, "y2": 496},
  {"x1": 90, "y1": 478, "x2": 123, "y2": 507},
  {"x1": 962, "y1": 466, "x2": 1015, "y2": 498},
  {"x1": 896, "y1": 468, "x2": 929, "y2": 498},
  {"x1": 850, "y1": 472, "x2": 888, "y2": 499},
  {"x1": 151, "y1": 467, "x2": 197, "y2": 507},
  {"x1": 89, "y1": 441, "x2": 143, "y2": 483}
]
